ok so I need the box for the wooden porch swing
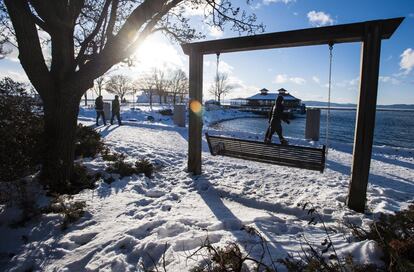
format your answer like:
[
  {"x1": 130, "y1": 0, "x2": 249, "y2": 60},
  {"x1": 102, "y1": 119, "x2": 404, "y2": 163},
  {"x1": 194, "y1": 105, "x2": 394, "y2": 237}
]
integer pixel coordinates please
[
  {"x1": 181, "y1": 17, "x2": 404, "y2": 212},
  {"x1": 206, "y1": 133, "x2": 326, "y2": 172},
  {"x1": 203, "y1": 43, "x2": 335, "y2": 173}
]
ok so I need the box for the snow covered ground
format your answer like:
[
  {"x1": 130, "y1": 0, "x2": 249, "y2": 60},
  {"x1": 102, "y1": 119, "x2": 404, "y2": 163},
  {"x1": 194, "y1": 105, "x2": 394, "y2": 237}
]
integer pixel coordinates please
[{"x1": 1, "y1": 106, "x2": 413, "y2": 271}]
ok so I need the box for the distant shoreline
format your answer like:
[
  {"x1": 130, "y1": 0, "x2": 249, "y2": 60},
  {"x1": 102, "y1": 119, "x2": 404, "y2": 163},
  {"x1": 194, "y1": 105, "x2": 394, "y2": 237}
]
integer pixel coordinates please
[{"x1": 307, "y1": 106, "x2": 414, "y2": 112}]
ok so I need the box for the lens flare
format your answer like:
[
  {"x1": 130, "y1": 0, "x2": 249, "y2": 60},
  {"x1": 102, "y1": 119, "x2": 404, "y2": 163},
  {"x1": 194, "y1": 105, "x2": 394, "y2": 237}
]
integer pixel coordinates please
[{"x1": 189, "y1": 100, "x2": 202, "y2": 115}]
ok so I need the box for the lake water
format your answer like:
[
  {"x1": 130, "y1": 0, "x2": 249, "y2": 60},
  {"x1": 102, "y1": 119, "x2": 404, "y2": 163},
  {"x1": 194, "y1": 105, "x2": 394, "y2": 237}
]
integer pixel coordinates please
[{"x1": 213, "y1": 110, "x2": 414, "y2": 149}]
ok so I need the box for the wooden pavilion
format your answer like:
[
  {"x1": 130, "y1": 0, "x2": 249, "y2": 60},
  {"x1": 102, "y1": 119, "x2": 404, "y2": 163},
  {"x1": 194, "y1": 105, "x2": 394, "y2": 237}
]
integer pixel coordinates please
[{"x1": 181, "y1": 17, "x2": 404, "y2": 213}]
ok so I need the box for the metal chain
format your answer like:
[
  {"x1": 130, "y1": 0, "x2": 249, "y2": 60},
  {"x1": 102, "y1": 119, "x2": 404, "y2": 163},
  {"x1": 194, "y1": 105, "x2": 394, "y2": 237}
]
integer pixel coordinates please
[
  {"x1": 326, "y1": 43, "x2": 334, "y2": 156},
  {"x1": 216, "y1": 52, "x2": 220, "y2": 101}
]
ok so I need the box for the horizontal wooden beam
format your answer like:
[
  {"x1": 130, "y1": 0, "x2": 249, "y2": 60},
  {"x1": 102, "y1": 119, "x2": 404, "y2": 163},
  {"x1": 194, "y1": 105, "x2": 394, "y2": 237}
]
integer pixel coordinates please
[{"x1": 181, "y1": 17, "x2": 403, "y2": 55}]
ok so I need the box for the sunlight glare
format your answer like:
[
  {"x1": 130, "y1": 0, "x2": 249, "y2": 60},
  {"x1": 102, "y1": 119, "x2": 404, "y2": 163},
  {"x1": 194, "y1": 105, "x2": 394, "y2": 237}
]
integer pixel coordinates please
[
  {"x1": 189, "y1": 100, "x2": 202, "y2": 115},
  {"x1": 133, "y1": 35, "x2": 183, "y2": 72}
]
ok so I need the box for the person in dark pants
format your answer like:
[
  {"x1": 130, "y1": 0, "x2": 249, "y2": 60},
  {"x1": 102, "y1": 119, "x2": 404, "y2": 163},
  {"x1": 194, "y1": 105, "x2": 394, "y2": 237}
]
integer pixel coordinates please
[
  {"x1": 111, "y1": 95, "x2": 122, "y2": 125},
  {"x1": 95, "y1": 95, "x2": 106, "y2": 126},
  {"x1": 264, "y1": 95, "x2": 290, "y2": 144}
]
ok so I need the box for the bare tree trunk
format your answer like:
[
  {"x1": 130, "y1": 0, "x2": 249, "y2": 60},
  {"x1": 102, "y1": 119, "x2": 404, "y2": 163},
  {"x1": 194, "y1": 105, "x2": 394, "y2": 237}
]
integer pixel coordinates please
[
  {"x1": 41, "y1": 93, "x2": 81, "y2": 192},
  {"x1": 149, "y1": 92, "x2": 153, "y2": 109}
]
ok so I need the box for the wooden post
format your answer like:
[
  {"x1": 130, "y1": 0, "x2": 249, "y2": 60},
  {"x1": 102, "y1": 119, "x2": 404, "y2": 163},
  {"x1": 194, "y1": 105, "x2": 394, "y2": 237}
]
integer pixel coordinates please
[
  {"x1": 188, "y1": 50, "x2": 203, "y2": 175},
  {"x1": 348, "y1": 24, "x2": 382, "y2": 213}
]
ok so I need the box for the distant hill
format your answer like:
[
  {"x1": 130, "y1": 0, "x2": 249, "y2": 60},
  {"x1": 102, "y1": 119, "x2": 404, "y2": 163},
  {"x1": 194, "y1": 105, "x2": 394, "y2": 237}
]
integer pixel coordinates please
[{"x1": 303, "y1": 101, "x2": 414, "y2": 110}]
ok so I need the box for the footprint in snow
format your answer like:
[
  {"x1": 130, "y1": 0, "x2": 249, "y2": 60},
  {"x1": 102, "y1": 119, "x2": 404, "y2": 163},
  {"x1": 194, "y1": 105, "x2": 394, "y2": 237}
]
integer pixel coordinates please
[
  {"x1": 161, "y1": 204, "x2": 172, "y2": 211},
  {"x1": 68, "y1": 232, "x2": 98, "y2": 246},
  {"x1": 145, "y1": 189, "x2": 165, "y2": 198},
  {"x1": 129, "y1": 198, "x2": 154, "y2": 207}
]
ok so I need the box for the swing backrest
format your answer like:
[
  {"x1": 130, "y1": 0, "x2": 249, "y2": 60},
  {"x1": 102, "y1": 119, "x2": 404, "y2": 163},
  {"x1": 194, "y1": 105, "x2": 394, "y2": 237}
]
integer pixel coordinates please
[{"x1": 206, "y1": 133, "x2": 326, "y2": 172}]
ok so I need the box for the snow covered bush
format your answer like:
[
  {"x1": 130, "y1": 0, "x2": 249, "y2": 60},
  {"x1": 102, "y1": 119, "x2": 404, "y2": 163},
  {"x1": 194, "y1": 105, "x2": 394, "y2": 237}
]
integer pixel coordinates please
[
  {"x1": 0, "y1": 77, "x2": 43, "y2": 183},
  {"x1": 101, "y1": 148, "x2": 126, "y2": 161},
  {"x1": 66, "y1": 163, "x2": 97, "y2": 193},
  {"x1": 75, "y1": 124, "x2": 104, "y2": 158},
  {"x1": 42, "y1": 195, "x2": 86, "y2": 230},
  {"x1": 188, "y1": 227, "x2": 277, "y2": 272},
  {"x1": 135, "y1": 159, "x2": 154, "y2": 178},
  {"x1": 278, "y1": 253, "x2": 378, "y2": 272},
  {"x1": 106, "y1": 158, "x2": 137, "y2": 178},
  {"x1": 105, "y1": 155, "x2": 154, "y2": 178},
  {"x1": 275, "y1": 203, "x2": 381, "y2": 272},
  {"x1": 348, "y1": 205, "x2": 414, "y2": 272}
]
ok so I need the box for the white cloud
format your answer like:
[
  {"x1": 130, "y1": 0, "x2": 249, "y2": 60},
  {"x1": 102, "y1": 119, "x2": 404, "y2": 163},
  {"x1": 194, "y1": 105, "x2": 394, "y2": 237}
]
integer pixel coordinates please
[
  {"x1": 312, "y1": 76, "x2": 320, "y2": 84},
  {"x1": 348, "y1": 77, "x2": 359, "y2": 86},
  {"x1": 263, "y1": 0, "x2": 295, "y2": 4},
  {"x1": 273, "y1": 74, "x2": 306, "y2": 85},
  {"x1": 3, "y1": 42, "x2": 19, "y2": 62},
  {"x1": 289, "y1": 77, "x2": 306, "y2": 85},
  {"x1": 218, "y1": 61, "x2": 234, "y2": 74},
  {"x1": 4, "y1": 29, "x2": 51, "y2": 63},
  {"x1": 205, "y1": 60, "x2": 234, "y2": 75},
  {"x1": 307, "y1": 11, "x2": 334, "y2": 27},
  {"x1": 208, "y1": 25, "x2": 224, "y2": 38},
  {"x1": 0, "y1": 69, "x2": 29, "y2": 83},
  {"x1": 273, "y1": 74, "x2": 288, "y2": 83},
  {"x1": 182, "y1": 1, "x2": 211, "y2": 17},
  {"x1": 335, "y1": 77, "x2": 359, "y2": 90},
  {"x1": 379, "y1": 76, "x2": 400, "y2": 85},
  {"x1": 399, "y1": 48, "x2": 414, "y2": 75}
]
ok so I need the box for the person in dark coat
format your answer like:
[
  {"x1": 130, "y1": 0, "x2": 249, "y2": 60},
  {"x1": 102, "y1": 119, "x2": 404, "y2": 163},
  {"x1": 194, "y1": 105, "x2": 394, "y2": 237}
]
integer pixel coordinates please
[
  {"x1": 111, "y1": 95, "x2": 122, "y2": 125},
  {"x1": 95, "y1": 95, "x2": 106, "y2": 126},
  {"x1": 264, "y1": 95, "x2": 290, "y2": 144}
]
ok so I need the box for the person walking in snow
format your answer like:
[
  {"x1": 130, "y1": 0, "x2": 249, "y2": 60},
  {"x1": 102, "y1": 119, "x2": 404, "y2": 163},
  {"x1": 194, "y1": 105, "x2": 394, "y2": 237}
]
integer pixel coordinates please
[
  {"x1": 95, "y1": 95, "x2": 106, "y2": 126},
  {"x1": 264, "y1": 95, "x2": 290, "y2": 144},
  {"x1": 111, "y1": 95, "x2": 122, "y2": 125}
]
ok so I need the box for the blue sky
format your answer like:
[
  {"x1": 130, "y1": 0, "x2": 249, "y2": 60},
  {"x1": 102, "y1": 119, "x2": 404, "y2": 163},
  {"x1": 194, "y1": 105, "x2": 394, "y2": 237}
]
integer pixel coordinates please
[
  {"x1": 200, "y1": 0, "x2": 414, "y2": 104},
  {"x1": 0, "y1": 0, "x2": 413, "y2": 104}
]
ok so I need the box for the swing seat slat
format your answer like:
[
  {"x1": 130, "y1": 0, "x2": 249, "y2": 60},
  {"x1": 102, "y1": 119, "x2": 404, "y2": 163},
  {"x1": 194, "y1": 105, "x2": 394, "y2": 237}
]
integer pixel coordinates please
[{"x1": 205, "y1": 133, "x2": 326, "y2": 172}]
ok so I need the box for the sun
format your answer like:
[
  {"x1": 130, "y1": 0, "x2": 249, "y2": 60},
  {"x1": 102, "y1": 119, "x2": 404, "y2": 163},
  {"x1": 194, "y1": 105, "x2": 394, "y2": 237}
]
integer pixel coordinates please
[{"x1": 133, "y1": 34, "x2": 184, "y2": 72}]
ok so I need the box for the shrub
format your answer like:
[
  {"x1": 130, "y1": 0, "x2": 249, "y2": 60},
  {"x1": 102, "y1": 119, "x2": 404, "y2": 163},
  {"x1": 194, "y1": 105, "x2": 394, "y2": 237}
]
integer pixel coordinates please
[
  {"x1": 75, "y1": 124, "x2": 104, "y2": 158},
  {"x1": 0, "y1": 77, "x2": 44, "y2": 183},
  {"x1": 104, "y1": 176, "x2": 115, "y2": 184},
  {"x1": 9, "y1": 181, "x2": 41, "y2": 228},
  {"x1": 278, "y1": 253, "x2": 378, "y2": 272},
  {"x1": 189, "y1": 227, "x2": 277, "y2": 272},
  {"x1": 105, "y1": 153, "x2": 154, "y2": 178},
  {"x1": 68, "y1": 163, "x2": 97, "y2": 193},
  {"x1": 101, "y1": 148, "x2": 125, "y2": 161},
  {"x1": 0, "y1": 77, "x2": 104, "y2": 184},
  {"x1": 158, "y1": 109, "x2": 173, "y2": 116},
  {"x1": 347, "y1": 205, "x2": 414, "y2": 272},
  {"x1": 135, "y1": 159, "x2": 154, "y2": 178},
  {"x1": 42, "y1": 195, "x2": 86, "y2": 230},
  {"x1": 106, "y1": 158, "x2": 137, "y2": 178},
  {"x1": 47, "y1": 163, "x2": 97, "y2": 195},
  {"x1": 275, "y1": 203, "x2": 381, "y2": 272}
]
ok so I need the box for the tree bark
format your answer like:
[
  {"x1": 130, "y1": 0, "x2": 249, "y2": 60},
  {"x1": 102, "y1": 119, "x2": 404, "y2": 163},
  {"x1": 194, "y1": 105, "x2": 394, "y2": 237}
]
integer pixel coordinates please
[
  {"x1": 149, "y1": 92, "x2": 153, "y2": 108},
  {"x1": 41, "y1": 92, "x2": 81, "y2": 192}
]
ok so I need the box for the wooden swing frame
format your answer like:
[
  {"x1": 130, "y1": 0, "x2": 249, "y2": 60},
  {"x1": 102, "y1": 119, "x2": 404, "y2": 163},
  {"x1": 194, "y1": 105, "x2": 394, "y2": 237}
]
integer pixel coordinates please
[{"x1": 181, "y1": 17, "x2": 404, "y2": 213}]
